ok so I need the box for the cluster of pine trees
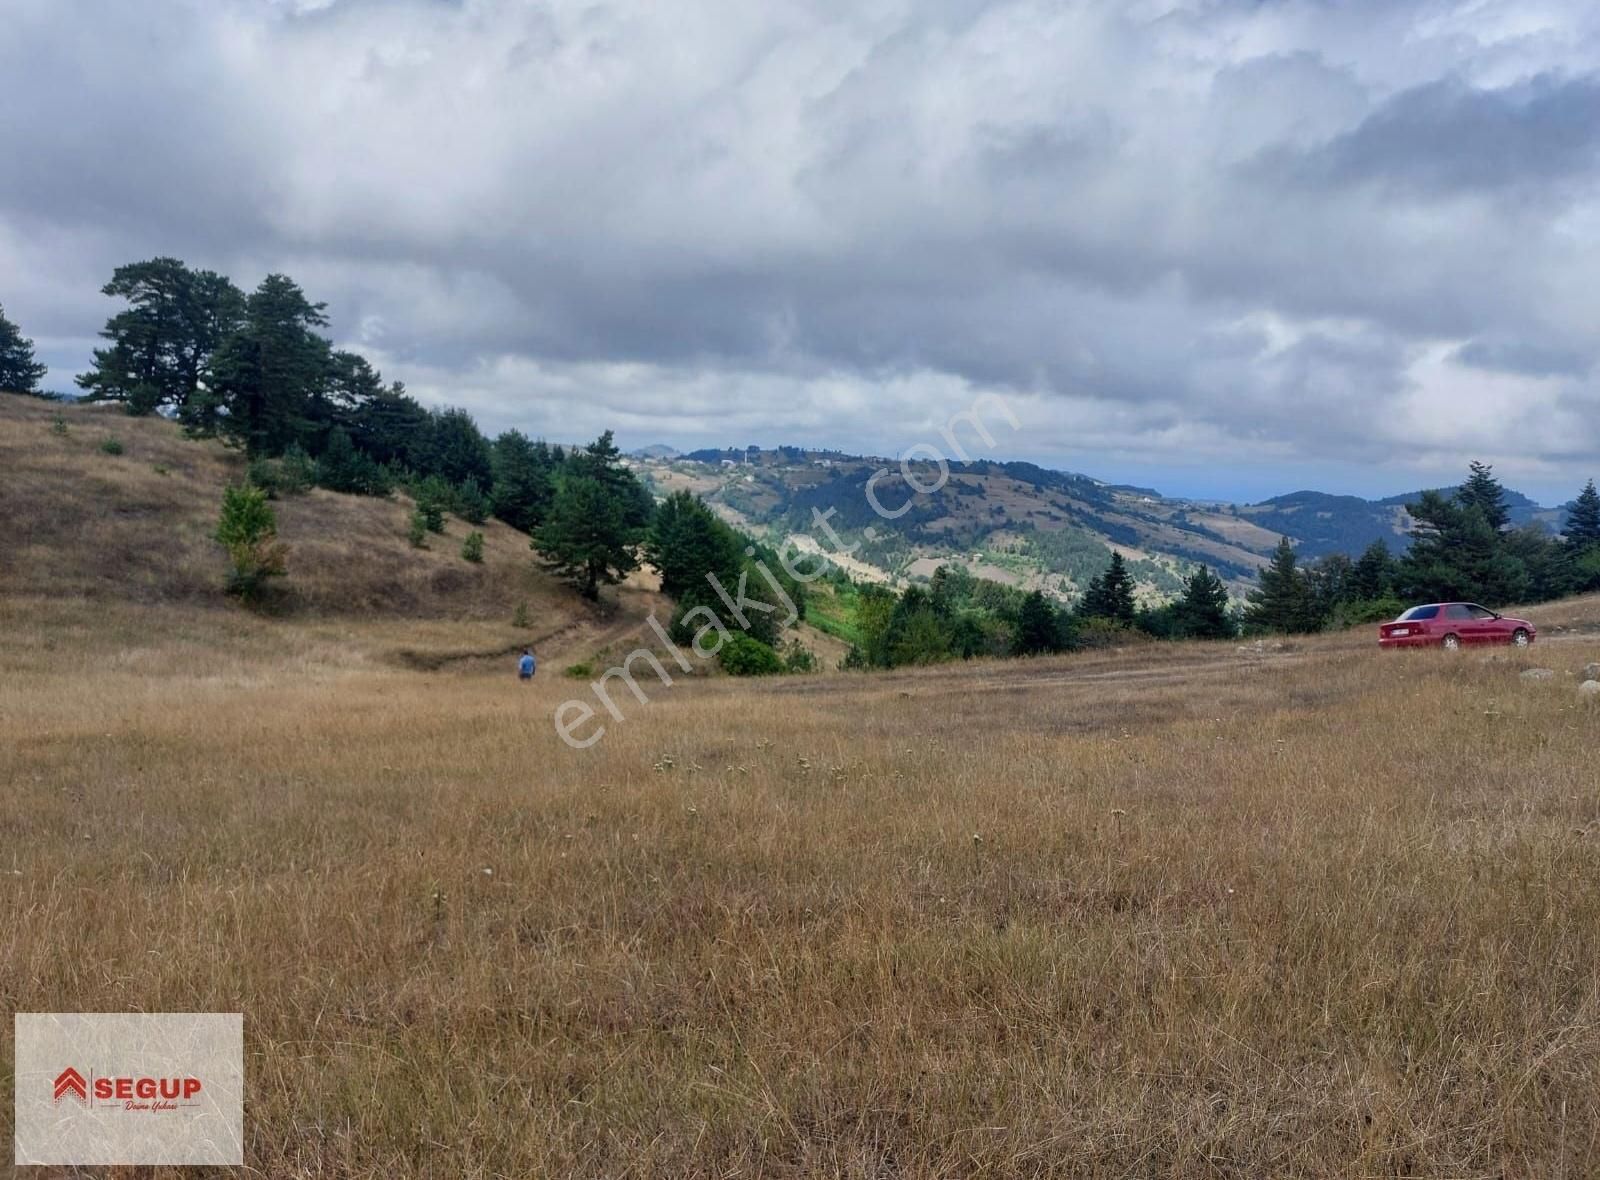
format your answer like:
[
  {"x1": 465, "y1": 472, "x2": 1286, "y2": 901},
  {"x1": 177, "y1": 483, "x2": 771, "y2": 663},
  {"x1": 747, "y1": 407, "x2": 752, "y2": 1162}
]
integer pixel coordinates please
[
  {"x1": 644, "y1": 490, "x2": 811, "y2": 674},
  {"x1": 45, "y1": 258, "x2": 671, "y2": 599},
  {"x1": 843, "y1": 554, "x2": 1235, "y2": 669},
  {"x1": 66, "y1": 259, "x2": 534, "y2": 508},
  {"x1": 0, "y1": 303, "x2": 49, "y2": 394},
  {"x1": 1245, "y1": 462, "x2": 1600, "y2": 633}
]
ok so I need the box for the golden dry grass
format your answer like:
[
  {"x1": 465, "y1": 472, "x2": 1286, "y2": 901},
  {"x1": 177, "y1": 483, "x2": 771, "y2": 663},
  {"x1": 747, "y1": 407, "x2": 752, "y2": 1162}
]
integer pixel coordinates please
[{"x1": 5, "y1": 578, "x2": 1600, "y2": 1176}]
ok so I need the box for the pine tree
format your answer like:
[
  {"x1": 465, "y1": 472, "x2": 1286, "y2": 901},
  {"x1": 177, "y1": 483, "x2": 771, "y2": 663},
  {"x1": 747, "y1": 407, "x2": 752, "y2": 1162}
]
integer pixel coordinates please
[
  {"x1": 1399, "y1": 486, "x2": 1530, "y2": 607},
  {"x1": 350, "y1": 382, "x2": 431, "y2": 469},
  {"x1": 1565, "y1": 480, "x2": 1600, "y2": 550},
  {"x1": 1351, "y1": 539, "x2": 1397, "y2": 600},
  {"x1": 456, "y1": 476, "x2": 491, "y2": 525},
  {"x1": 1080, "y1": 552, "x2": 1136, "y2": 625},
  {"x1": 315, "y1": 427, "x2": 390, "y2": 496},
  {"x1": 644, "y1": 490, "x2": 743, "y2": 600},
  {"x1": 1305, "y1": 552, "x2": 1354, "y2": 623},
  {"x1": 420, "y1": 407, "x2": 494, "y2": 488},
  {"x1": 1458, "y1": 460, "x2": 1510, "y2": 532},
  {"x1": 175, "y1": 270, "x2": 247, "y2": 428},
  {"x1": 568, "y1": 430, "x2": 654, "y2": 532},
  {"x1": 413, "y1": 475, "x2": 450, "y2": 533},
  {"x1": 1399, "y1": 491, "x2": 1473, "y2": 603},
  {"x1": 207, "y1": 275, "x2": 331, "y2": 456},
  {"x1": 324, "y1": 351, "x2": 387, "y2": 420},
  {"x1": 77, "y1": 258, "x2": 243, "y2": 416},
  {"x1": 1177, "y1": 566, "x2": 1232, "y2": 639},
  {"x1": 1079, "y1": 572, "x2": 1106, "y2": 617},
  {"x1": 0, "y1": 303, "x2": 48, "y2": 394},
  {"x1": 1504, "y1": 522, "x2": 1570, "y2": 601},
  {"x1": 534, "y1": 475, "x2": 641, "y2": 600},
  {"x1": 1013, "y1": 590, "x2": 1062, "y2": 655},
  {"x1": 489, "y1": 430, "x2": 556, "y2": 532},
  {"x1": 1245, "y1": 537, "x2": 1315, "y2": 633}
]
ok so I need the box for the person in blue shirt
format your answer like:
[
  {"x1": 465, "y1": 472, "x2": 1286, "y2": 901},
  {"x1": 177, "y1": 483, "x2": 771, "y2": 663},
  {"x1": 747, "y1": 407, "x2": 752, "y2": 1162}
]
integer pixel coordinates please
[{"x1": 518, "y1": 649, "x2": 536, "y2": 680}]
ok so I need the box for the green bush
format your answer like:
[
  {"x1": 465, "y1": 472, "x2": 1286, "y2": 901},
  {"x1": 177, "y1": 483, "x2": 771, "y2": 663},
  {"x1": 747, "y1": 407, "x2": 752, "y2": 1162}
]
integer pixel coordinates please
[
  {"x1": 99, "y1": 436, "x2": 124, "y2": 456},
  {"x1": 457, "y1": 477, "x2": 491, "y2": 525},
  {"x1": 1073, "y1": 617, "x2": 1152, "y2": 649},
  {"x1": 316, "y1": 430, "x2": 392, "y2": 497},
  {"x1": 51, "y1": 414, "x2": 68, "y2": 436},
  {"x1": 408, "y1": 509, "x2": 429, "y2": 549},
  {"x1": 278, "y1": 444, "x2": 315, "y2": 494},
  {"x1": 511, "y1": 602, "x2": 531, "y2": 629},
  {"x1": 216, "y1": 483, "x2": 287, "y2": 599},
  {"x1": 720, "y1": 633, "x2": 783, "y2": 676},
  {"x1": 564, "y1": 662, "x2": 593, "y2": 679},
  {"x1": 1327, "y1": 595, "x2": 1406, "y2": 629},
  {"x1": 461, "y1": 531, "x2": 485, "y2": 563},
  {"x1": 782, "y1": 639, "x2": 816, "y2": 673},
  {"x1": 246, "y1": 457, "x2": 282, "y2": 498},
  {"x1": 246, "y1": 449, "x2": 312, "y2": 500},
  {"x1": 414, "y1": 475, "x2": 450, "y2": 533}
]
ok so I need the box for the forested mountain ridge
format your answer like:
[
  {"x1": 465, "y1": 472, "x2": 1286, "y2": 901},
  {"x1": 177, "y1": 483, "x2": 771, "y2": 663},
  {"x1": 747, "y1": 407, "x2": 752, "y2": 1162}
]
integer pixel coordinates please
[{"x1": 635, "y1": 448, "x2": 1564, "y2": 604}]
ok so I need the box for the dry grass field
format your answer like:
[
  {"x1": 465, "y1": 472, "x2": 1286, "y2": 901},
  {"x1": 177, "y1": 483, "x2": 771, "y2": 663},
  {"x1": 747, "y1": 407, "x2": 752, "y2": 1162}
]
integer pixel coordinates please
[
  {"x1": 5, "y1": 591, "x2": 1600, "y2": 1178},
  {"x1": 6, "y1": 400, "x2": 1600, "y2": 1177}
]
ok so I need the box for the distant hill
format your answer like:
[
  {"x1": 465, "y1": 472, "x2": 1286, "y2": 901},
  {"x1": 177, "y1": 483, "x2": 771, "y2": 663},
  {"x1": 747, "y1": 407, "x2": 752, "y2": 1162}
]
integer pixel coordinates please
[
  {"x1": 1231, "y1": 487, "x2": 1558, "y2": 562},
  {"x1": 635, "y1": 446, "x2": 1562, "y2": 604},
  {"x1": 629, "y1": 443, "x2": 680, "y2": 460}
]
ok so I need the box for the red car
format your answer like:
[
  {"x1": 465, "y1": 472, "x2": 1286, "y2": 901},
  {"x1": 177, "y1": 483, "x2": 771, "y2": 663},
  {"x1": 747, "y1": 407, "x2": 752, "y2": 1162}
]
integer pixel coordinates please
[{"x1": 1378, "y1": 603, "x2": 1535, "y2": 650}]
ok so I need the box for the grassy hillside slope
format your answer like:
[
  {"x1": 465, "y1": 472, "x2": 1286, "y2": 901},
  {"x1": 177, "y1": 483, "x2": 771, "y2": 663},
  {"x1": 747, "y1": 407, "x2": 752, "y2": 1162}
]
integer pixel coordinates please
[{"x1": 0, "y1": 394, "x2": 667, "y2": 666}]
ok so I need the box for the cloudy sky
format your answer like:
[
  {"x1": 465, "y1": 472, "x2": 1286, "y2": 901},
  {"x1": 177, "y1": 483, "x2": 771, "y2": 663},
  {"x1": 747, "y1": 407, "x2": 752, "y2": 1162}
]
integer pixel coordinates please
[{"x1": 5, "y1": 0, "x2": 1600, "y2": 502}]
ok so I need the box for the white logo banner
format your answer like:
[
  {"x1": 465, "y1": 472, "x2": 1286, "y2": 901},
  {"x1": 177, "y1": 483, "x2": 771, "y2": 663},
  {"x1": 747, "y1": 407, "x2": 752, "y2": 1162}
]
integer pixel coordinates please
[{"x1": 14, "y1": 1012, "x2": 244, "y2": 1166}]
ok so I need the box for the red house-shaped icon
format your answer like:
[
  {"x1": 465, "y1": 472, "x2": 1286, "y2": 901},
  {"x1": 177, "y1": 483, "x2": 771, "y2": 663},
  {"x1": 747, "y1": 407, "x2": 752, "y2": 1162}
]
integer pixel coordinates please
[{"x1": 53, "y1": 1067, "x2": 88, "y2": 1103}]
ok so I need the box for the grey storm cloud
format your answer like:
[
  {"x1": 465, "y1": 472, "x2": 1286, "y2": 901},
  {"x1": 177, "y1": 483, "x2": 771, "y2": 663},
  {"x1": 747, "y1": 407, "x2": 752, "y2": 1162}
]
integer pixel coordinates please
[
  {"x1": 1455, "y1": 335, "x2": 1594, "y2": 379},
  {"x1": 4, "y1": 0, "x2": 1600, "y2": 498},
  {"x1": 1288, "y1": 74, "x2": 1600, "y2": 198}
]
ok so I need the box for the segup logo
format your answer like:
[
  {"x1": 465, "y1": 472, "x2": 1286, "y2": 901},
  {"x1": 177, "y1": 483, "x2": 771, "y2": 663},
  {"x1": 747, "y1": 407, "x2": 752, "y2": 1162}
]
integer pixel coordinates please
[{"x1": 50, "y1": 1065, "x2": 203, "y2": 1111}]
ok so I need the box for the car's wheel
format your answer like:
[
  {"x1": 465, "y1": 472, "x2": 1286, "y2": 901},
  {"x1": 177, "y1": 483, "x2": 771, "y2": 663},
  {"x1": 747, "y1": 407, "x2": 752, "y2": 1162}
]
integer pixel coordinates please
[
  {"x1": 1512, "y1": 628, "x2": 1530, "y2": 648},
  {"x1": 1441, "y1": 633, "x2": 1461, "y2": 651}
]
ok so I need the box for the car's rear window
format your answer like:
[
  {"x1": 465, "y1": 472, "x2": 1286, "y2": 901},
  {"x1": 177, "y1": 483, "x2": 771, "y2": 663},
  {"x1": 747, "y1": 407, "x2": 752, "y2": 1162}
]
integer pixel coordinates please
[{"x1": 1399, "y1": 605, "x2": 1439, "y2": 620}]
